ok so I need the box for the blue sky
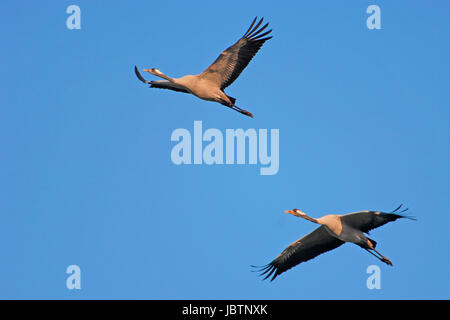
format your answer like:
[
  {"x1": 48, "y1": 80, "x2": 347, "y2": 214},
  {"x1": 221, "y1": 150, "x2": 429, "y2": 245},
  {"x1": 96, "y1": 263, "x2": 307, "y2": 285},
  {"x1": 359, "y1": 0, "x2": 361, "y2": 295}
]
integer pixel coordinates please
[{"x1": 2, "y1": 1, "x2": 449, "y2": 299}]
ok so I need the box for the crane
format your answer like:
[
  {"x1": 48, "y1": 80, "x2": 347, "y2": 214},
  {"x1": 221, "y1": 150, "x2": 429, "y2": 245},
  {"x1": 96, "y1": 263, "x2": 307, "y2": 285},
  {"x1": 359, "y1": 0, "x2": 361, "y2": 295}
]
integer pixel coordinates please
[
  {"x1": 253, "y1": 205, "x2": 415, "y2": 281},
  {"x1": 134, "y1": 17, "x2": 272, "y2": 118}
]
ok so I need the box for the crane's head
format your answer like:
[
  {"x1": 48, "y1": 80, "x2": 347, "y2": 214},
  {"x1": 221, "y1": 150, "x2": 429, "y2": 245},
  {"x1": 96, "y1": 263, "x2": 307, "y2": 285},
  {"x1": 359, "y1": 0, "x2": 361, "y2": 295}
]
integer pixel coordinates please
[
  {"x1": 143, "y1": 68, "x2": 163, "y2": 76},
  {"x1": 284, "y1": 209, "x2": 318, "y2": 223},
  {"x1": 285, "y1": 209, "x2": 306, "y2": 216}
]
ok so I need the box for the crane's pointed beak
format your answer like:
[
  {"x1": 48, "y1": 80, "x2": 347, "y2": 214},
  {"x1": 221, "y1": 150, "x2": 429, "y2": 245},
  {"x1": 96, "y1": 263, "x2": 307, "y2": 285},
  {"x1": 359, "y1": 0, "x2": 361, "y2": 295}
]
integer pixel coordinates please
[{"x1": 285, "y1": 209, "x2": 308, "y2": 218}]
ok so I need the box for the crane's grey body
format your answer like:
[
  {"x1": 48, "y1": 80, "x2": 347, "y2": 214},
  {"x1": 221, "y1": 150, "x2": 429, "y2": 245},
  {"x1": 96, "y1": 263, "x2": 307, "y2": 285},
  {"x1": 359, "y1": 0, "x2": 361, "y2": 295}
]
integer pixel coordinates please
[{"x1": 324, "y1": 220, "x2": 370, "y2": 248}]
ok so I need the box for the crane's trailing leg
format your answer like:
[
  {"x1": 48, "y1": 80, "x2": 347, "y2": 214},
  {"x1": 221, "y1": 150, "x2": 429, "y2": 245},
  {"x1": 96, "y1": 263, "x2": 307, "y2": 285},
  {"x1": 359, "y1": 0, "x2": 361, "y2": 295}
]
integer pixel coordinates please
[
  {"x1": 365, "y1": 239, "x2": 393, "y2": 266},
  {"x1": 374, "y1": 248, "x2": 393, "y2": 266},
  {"x1": 223, "y1": 102, "x2": 254, "y2": 118},
  {"x1": 365, "y1": 249, "x2": 393, "y2": 266},
  {"x1": 232, "y1": 105, "x2": 254, "y2": 118}
]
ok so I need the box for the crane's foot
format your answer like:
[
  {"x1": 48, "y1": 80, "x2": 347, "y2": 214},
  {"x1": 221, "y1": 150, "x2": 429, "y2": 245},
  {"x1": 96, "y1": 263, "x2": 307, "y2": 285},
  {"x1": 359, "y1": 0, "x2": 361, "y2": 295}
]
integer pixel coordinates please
[
  {"x1": 240, "y1": 110, "x2": 254, "y2": 118},
  {"x1": 229, "y1": 104, "x2": 254, "y2": 118},
  {"x1": 381, "y1": 257, "x2": 393, "y2": 266}
]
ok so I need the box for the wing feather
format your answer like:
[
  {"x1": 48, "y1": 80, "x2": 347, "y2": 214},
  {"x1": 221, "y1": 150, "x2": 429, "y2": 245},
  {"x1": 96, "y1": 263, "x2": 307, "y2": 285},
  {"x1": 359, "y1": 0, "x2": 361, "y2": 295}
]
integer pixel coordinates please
[
  {"x1": 199, "y1": 17, "x2": 272, "y2": 90},
  {"x1": 340, "y1": 205, "x2": 416, "y2": 233},
  {"x1": 253, "y1": 226, "x2": 344, "y2": 281}
]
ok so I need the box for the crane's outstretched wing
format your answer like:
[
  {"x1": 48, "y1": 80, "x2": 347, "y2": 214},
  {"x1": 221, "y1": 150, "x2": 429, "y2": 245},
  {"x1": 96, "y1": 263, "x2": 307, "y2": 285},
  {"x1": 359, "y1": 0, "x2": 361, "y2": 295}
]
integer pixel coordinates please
[
  {"x1": 253, "y1": 226, "x2": 344, "y2": 281},
  {"x1": 199, "y1": 17, "x2": 272, "y2": 90},
  {"x1": 340, "y1": 204, "x2": 416, "y2": 234},
  {"x1": 134, "y1": 66, "x2": 190, "y2": 93}
]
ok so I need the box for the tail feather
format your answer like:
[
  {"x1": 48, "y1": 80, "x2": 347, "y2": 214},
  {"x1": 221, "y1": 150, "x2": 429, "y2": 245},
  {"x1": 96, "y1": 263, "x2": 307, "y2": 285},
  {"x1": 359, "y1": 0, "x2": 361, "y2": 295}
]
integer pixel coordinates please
[
  {"x1": 367, "y1": 237, "x2": 377, "y2": 249},
  {"x1": 227, "y1": 95, "x2": 236, "y2": 105}
]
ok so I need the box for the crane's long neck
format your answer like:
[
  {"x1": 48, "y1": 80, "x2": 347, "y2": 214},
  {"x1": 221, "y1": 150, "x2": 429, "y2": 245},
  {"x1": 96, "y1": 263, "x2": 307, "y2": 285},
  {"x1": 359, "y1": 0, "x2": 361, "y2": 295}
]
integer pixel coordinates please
[
  {"x1": 286, "y1": 210, "x2": 319, "y2": 224},
  {"x1": 158, "y1": 73, "x2": 176, "y2": 82},
  {"x1": 144, "y1": 69, "x2": 176, "y2": 83},
  {"x1": 299, "y1": 214, "x2": 319, "y2": 224}
]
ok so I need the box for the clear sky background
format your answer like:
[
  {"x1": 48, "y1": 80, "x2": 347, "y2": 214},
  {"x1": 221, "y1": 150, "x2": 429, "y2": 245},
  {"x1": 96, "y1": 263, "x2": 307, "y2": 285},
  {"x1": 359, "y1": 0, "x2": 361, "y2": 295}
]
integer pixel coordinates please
[{"x1": 2, "y1": 1, "x2": 449, "y2": 299}]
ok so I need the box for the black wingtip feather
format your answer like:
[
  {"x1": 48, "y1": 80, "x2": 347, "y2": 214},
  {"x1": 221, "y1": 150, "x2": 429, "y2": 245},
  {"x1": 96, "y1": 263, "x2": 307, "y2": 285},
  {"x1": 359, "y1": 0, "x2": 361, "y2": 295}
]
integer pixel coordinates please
[
  {"x1": 248, "y1": 17, "x2": 264, "y2": 37},
  {"x1": 256, "y1": 36, "x2": 273, "y2": 42},
  {"x1": 260, "y1": 265, "x2": 273, "y2": 276},
  {"x1": 388, "y1": 205, "x2": 417, "y2": 221},
  {"x1": 249, "y1": 22, "x2": 269, "y2": 39},
  {"x1": 252, "y1": 29, "x2": 272, "y2": 40},
  {"x1": 243, "y1": 17, "x2": 271, "y2": 40},
  {"x1": 251, "y1": 263, "x2": 279, "y2": 281},
  {"x1": 390, "y1": 204, "x2": 415, "y2": 216},
  {"x1": 399, "y1": 214, "x2": 417, "y2": 221},
  {"x1": 263, "y1": 266, "x2": 276, "y2": 281},
  {"x1": 134, "y1": 65, "x2": 147, "y2": 83},
  {"x1": 243, "y1": 17, "x2": 258, "y2": 37},
  {"x1": 392, "y1": 204, "x2": 404, "y2": 213}
]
